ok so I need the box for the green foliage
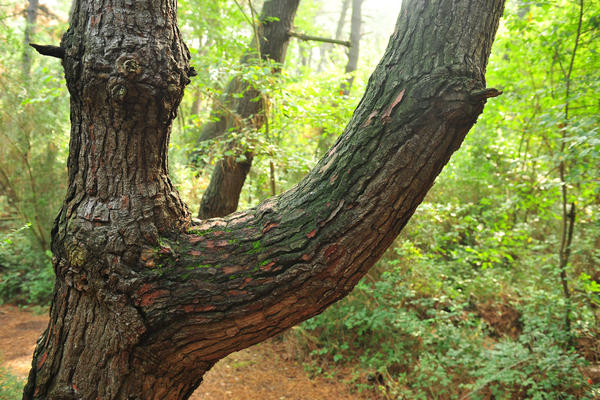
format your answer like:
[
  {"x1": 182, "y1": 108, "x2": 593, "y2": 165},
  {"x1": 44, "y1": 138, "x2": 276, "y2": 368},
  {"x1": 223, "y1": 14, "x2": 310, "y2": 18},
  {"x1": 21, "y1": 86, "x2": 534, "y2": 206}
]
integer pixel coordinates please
[
  {"x1": 170, "y1": 0, "x2": 371, "y2": 212},
  {"x1": 0, "y1": 0, "x2": 67, "y2": 306},
  {"x1": 296, "y1": 244, "x2": 595, "y2": 398},
  {"x1": 0, "y1": 225, "x2": 54, "y2": 305},
  {"x1": 0, "y1": 360, "x2": 24, "y2": 400},
  {"x1": 0, "y1": 1, "x2": 69, "y2": 249}
]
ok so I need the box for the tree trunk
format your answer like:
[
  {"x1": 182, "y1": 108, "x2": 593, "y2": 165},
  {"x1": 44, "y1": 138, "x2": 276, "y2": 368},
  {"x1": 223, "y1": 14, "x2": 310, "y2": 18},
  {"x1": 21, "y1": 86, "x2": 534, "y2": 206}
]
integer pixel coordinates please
[
  {"x1": 317, "y1": 0, "x2": 349, "y2": 71},
  {"x1": 335, "y1": 0, "x2": 351, "y2": 43},
  {"x1": 196, "y1": 0, "x2": 300, "y2": 219},
  {"x1": 24, "y1": 0, "x2": 505, "y2": 398},
  {"x1": 22, "y1": 0, "x2": 40, "y2": 78},
  {"x1": 342, "y1": 0, "x2": 363, "y2": 95},
  {"x1": 316, "y1": 0, "x2": 363, "y2": 155}
]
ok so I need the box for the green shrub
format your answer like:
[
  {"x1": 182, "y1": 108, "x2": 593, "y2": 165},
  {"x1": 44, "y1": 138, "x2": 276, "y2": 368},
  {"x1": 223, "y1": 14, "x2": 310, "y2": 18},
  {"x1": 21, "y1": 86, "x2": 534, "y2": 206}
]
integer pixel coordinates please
[
  {"x1": 295, "y1": 238, "x2": 597, "y2": 399},
  {"x1": 0, "y1": 225, "x2": 54, "y2": 305},
  {"x1": 0, "y1": 362, "x2": 24, "y2": 400}
]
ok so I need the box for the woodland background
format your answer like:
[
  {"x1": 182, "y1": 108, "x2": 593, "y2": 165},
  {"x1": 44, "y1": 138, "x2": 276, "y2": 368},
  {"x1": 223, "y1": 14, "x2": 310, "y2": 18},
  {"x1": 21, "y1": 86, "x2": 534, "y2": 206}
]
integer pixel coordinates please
[{"x1": 0, "y1": 0, "x2": 599, "y2": 398}]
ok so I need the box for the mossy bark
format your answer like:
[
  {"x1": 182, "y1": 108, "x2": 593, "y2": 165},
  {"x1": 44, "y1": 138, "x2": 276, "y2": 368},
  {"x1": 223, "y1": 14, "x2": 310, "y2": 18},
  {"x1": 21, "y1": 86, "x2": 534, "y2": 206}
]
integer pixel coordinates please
[{"x1": 24, "y1": 0, "x2": 505, "y2": 398}]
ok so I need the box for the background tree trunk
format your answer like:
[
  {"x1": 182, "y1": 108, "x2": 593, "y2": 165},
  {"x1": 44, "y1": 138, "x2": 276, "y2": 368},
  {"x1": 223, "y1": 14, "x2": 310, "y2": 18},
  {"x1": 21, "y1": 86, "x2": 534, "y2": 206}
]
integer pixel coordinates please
[
  {"x1": 317, "y1": 0, "x2": 350, "y2": 72},
  {"x1": 22, "y1": 0, "x2": 39, "y2": 78},
  {"x1": 196, "y1": 0, "x2": 300, "y2": 219},
  {"x1": 341, "y1": 0, "x2": 363, "y2": 95},
  {"x1": 316, "y1": 0, "x2": 364, "y2": 156},
  {"x1": 24, "y1": 0, "x2": 505, "y2": 398}
]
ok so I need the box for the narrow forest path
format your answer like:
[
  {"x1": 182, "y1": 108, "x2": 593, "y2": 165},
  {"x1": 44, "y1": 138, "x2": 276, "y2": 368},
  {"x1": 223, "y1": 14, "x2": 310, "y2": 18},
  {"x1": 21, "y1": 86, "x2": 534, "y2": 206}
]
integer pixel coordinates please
[{"x1": 0, "y1": 305, "x2": 364, "y2": 399}]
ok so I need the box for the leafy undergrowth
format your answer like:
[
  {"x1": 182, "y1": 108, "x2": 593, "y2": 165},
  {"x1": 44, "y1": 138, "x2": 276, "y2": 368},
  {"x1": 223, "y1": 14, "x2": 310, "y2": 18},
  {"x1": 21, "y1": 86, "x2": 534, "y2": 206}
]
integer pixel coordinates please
[
  {"x1": 286, "y1": 236, "x2": 600, "y2": 400},
  {"x1": 0, "y1": 363, "x2": 23, "y2": 400},
  {"x1": 0, "y1": 225, "x2": 54, "y2": 306}
]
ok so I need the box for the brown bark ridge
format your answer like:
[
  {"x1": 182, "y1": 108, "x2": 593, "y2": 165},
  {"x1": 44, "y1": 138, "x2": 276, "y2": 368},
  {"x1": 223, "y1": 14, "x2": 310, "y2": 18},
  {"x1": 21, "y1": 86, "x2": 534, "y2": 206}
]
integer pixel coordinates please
[
  {"x1": 196, "y1": 0, "x2": 300, "y2": 219},
  {"x1": 24, "y1": 0, "x2": 505, "y2": 399}
]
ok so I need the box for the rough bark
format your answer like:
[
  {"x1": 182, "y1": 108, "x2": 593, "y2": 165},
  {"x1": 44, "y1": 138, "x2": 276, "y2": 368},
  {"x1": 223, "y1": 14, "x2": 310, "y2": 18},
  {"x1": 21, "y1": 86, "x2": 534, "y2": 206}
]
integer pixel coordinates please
[
  {"x1": 196, "y1": 0, "x2": 300, "y2": 219},
  {"x1": 24, "y1": 0, "x2": 193, "y2": 397},
  {"x1": 24, "y1": 0, "x2": 505, "y2": 399}
]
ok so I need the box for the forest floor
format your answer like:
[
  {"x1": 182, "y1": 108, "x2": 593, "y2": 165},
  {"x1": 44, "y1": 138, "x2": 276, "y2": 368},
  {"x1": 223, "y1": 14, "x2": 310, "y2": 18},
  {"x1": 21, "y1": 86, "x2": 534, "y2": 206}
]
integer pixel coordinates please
[{"x1": 0, "y1": 305, "x2": 368, "y2": 400}]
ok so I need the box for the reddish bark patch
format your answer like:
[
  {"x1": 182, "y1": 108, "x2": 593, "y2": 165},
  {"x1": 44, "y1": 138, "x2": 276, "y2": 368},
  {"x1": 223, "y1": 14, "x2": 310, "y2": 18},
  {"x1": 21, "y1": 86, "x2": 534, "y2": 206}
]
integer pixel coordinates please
[
  {"x1": 90, "y1": 13, "x2": 101, "y2": 28},
  {"x1": 188, "y1": 249, "x2": 202, "y2": 256},
  {"x1": 235, "y1": 312, "x2": 266, "y2": 328},
  {"x1": 301, "y1": 254, "x2": 311, "y2": 261},
  {"x1": 137, "y1": 283, "x2": 154, "y2": 296},
  {"x1": 262, "y1": 222, "x2": 279, "y2": 234},
  {"x1": 120, "y1": 195, "x2": 129, "y2": 209},
  {"x1": 227, "y1": 290, "x2": 249, "y2": 296},
  {"x1": 205, "y1": 240, "x2": 229, "y2": 249},
  {"x1": 183, "y1": 304, "x2": 217, "y2": 313},
  {"x1": 260, "y1": 261, "x2": 276, "y2": 271},
  {"x1": 362, "y1": 110, "x2": 379, "y2": 127},
  {"x1": 327, "y1": 142, "x2": 340, "y2": 157},
  {"x1": 159, "y1": 246, "x2": 172, "y2": 255},
  {"x1": 139, "y1": 289, "x2": 169, "y2": 307},
  {"x1": 223, "y1": 265, "x2": 243, "y2": 275},
  {"x1": 325, "y1": 244, "x2": 339, "y2": 259},
  {"x1": 36, "y1": 351, "x2": 48, "y2": 369},
  {"x1": 306, "y1": 229, "x2": 317, "y2": 239},
  {"x1": 382, "y1": 89, "x2": 406, "y2": 122},
  {"x1": 188, "y1": 235, "x2": 204, "y2": 244},
  {"x1": 240, "y1": 277, "x2": 253, "y2": 288},
  {"x1": 44, "y1": 320, "x2": 53, "y2": 346},
  {"x1": 140, "y1": 248, "x2": 155, "y2": 268},
  {"x1": 225, "y1": 326, "x2": 240, "y2": 336}
]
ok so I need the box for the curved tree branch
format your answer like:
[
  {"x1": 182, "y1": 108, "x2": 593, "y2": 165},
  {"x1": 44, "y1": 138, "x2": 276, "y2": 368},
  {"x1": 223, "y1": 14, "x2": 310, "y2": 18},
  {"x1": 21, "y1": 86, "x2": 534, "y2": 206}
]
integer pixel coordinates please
[{"x1": 134, "y1": 0, "x2": 505, "y2": 377}]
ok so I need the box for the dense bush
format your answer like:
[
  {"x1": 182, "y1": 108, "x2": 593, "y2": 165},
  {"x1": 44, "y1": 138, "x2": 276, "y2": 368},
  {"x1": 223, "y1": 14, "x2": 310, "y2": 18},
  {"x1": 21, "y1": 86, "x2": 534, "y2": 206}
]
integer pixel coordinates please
[
  {"x1": 0, "y1": 225, "x2": 53, "y2": 305},
  {"x1": 0, "y1": 357, "x2": 23, "y2": 400},
  {"x1": 293, "y1": 238, "x2": 597, "y2": 399}
]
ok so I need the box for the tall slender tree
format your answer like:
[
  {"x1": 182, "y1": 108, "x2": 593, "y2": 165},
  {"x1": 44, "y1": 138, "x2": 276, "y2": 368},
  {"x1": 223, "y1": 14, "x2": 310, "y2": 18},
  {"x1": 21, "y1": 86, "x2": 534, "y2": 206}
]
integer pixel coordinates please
[
  {"x1": 24, "y1": 0, "x2": 504, "y2": 398},
  {"x1": 196, "y1": 0, "x2": 300, "y2": 219},
  {"x1": 317, "y1": 0, "x2": 350, "y2": 72},
  {"x1": 22, "y1": 0, "x2": 40, "y2": 78},
  {"x1": 342, "y1": 0, "x2": 363, "y2": 95}
]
